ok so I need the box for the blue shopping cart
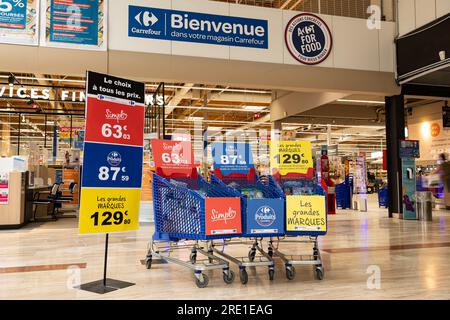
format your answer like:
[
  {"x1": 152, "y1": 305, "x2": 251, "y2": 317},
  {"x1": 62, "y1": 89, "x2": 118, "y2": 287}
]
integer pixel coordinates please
[{"x1": 378, "y1": 187, "x2": 389, "y2": 208}]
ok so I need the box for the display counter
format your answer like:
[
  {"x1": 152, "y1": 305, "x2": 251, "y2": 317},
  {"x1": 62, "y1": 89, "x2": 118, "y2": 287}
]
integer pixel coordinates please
[{"x1": 0, "y1": 172, "x2": 27, "y2": 229}]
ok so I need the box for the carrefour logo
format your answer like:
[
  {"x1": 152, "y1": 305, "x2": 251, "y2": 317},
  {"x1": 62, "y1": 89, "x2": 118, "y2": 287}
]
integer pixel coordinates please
[
  {"x1": 134, "y1": 11, "x2": 159, "y2": 27},
  {"x1": 285, "y1": 13, "x2": 332, "y2": 65},
  {"x1": 255, "y1": 206, "x2": 276, "y2": 227},
  {"x1": 128, "y1": 5, "x2": 268, "y2": 49},
  {"x1": 107, "y1": 151, "x2": 122, "y2": 167}
]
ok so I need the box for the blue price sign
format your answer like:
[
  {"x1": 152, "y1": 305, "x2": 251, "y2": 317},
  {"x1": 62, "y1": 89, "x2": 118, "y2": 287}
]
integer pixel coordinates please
[
  {"x1": 212, "y1": 142, "x2": 254, "y2": 175},
  {"x1": 81, "y1": 142, "x2": 143, "y2": 189},
  {"x1": 0, "y1": 0, "x2": 27, "y2": 30},
  {"x1": 128, "y1": 6, "x2": 268, "y2": 49}
]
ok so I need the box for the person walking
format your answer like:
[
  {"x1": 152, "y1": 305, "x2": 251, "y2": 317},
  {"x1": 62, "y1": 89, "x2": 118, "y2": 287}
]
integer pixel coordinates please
[{"x1": 437, "y1": 153, "x2": 450, "y2": 210}]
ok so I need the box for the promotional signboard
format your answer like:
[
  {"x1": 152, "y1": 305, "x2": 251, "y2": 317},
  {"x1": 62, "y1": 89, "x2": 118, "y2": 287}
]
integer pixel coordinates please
[
  {"x1": 0, "y1": 0, "x2": 39, "y2": 45},
  {"x1": 212, "y1": 142, "x2": 254, "y2": 175},
  {"x1": 40, "y1": 0, "x2": 106, "y2": 50},
  {"x1": 270, "y1": 140, "x2": 313, "y2": 176},
  {"x1": 399, "y1": 140, "x2": 420, "y2": 158},
  {"x1": 150, "y1": 139, "x2": 194, "y2": 177},
  {"x1": 286, "y1": 195, "x2": 327, "y2": 232},
  {"x1": 246, "y1": 198, "x2": 284, "y2": 235},
  {"x1": 205, "y1": 197, "x2": 241, "y2": 236},
  {"x1": 0, "y1": 172, "x2": 9, "y2": 205},
  {"x1": 443, "y1": 105, "x2": 450, "y2": 128},
  {"x1": 128, "y1": 5, "x2": 268, "y2": 49},
  {"x1": 79, "y1": 71, "x2": 145, "y2": 234},
  {"x1": 285, "y1": 13, "x2": 332, "y2": 65},
  {"x1": 402, "y1": 158, "x2": 417, "y2": 220}
]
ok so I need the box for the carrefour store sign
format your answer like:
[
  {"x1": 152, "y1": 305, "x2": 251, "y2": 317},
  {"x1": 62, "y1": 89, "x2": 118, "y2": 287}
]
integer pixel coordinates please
[{"x1": 128, "y1": 5, "x2": 268, "y2": 49}]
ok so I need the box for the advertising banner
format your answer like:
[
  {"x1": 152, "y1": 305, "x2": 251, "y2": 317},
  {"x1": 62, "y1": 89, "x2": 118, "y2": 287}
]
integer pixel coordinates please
[
  {"x1": 0, "y1": 0, "x2": 39, "y2": 45},
  {"x1": 286, "y1": 195, "x2": 327, "y2": 232},
  {"x1": 205, "y1": 197, "x2": 241, "y2": 236},
  {"x1": 212, "y1": 142, "x2": 254, "y2": 175},
  {"x1": 79, "y1": 71, "x2": 145, "y2": 234},
  {"x1": 270, "y1": 140, "x2": 313, "y2": 176},
  {"x1": 40, "y1": 0, "x2": 106, "y2": 50},
  {"x1": 246, "y1": 198, "x2": 284, "y2": 235},
  {"x1": 151, "y1": 139, "x2": 194, "y2": 177},
  {"x1": 0, "y1": 172, "x2": 9, "y2": 205},
  {"x1": 402, "y1": 158, "x2": 417, "y2": 220},
  {"x1": 128, "y1": 5, "x2": 268, "y2": 49}
]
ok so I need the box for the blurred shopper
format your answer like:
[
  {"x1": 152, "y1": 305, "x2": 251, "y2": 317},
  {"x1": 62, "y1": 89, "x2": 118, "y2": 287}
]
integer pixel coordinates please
[{"x1": 436, "y1": 153, "x2": 450, "y2": 209}]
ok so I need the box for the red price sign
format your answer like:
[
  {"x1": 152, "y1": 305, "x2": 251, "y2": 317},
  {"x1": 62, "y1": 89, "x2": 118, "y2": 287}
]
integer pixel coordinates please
[
  {"x1": 84, "y1": 97, "x2": 144, "y2": 146},
  {"x1": 151, "y1": 139, "x2": 194, "y2": 177}
]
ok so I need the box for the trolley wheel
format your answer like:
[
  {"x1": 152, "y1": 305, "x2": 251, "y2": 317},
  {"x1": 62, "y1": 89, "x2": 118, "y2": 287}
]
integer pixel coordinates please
[
  {"x1": 189, "y1": 252, "x2": 197, "y2": 264},
  {"x1": 248, "y1": 249, "x2": 256, "y2": 262},
  {"x1": 145, "y1": 257, "x2": 152, "y2": 269},
  {"x1": 223, "y1": 270, "x2": 235, "y2": 284},
  {"x1": 268, "y1": 268, "x2": 275, "y2": 281},
  {"x1": 239, "y1": 268, "x2": 249, "y2": 285},
  {"x1": 195, "y1": 273, "x2": 209, "y2": 288},
  {"x1": 286, "y1": 266, "x2": 296, "y2": 280},
  {"x1": 315, "y1": 266, "x2": 324, "y2": 280}
]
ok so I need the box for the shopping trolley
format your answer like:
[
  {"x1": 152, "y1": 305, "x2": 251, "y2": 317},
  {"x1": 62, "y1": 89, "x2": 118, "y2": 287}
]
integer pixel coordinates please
[
  {"x1": 378, "y1": 187, "x2": 388, "y2": 208},
  {"x1": 271, "y1": 174, "x2": 327, "y2": 281},
  {"x1": 145, "y1": 170, "x2": 241, "y2": 288},
  {"x1": 210, "y1": 169, "x2": 285, "y2": 284}
]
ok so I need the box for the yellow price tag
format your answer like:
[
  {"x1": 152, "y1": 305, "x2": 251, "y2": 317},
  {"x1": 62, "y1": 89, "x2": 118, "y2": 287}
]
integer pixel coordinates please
[
  {"x1": 270, "y1": 141, "x2": 313, "y2": 175},
  {"x1": 286, "y1": 195, "x2": 327, "y2": 232},
  {"x1": 79, "y1": 187, "x2": 141, "y2": 234}
]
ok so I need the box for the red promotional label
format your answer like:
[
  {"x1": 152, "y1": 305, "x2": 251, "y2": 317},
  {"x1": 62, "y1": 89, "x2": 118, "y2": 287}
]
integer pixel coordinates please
[
  {"x1": 205, "y1": 197, "x2": 241, "y2": 236},
  {"x1": 151, "y1": 139, "x2": 194, "y2": 177},
  {"x1": 85, "y1": 97, "x2": 144, "y2": 147}
]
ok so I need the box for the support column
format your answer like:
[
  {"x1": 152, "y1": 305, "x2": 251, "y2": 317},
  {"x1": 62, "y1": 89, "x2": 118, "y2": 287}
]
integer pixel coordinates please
[{"x1": 385, "y1": 95, "x2": 405, "y2": 218}]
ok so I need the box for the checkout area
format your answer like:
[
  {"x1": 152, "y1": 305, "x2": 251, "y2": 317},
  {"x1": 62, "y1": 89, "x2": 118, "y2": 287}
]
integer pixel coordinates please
[{"x1": 0, "y1": 156, "x2": 80, "y2": 229}]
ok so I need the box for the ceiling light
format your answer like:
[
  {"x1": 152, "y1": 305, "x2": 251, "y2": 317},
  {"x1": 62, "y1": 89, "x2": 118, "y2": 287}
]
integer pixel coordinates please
[
  {"x1": 207, "y1": 126, "x2": 223, "y2": 131},
  {"x1": 337, "y1": 99, "x2": 385, "y2": 105},
  {"x1": 187, "y1": 116, "x2": 204, "y2": 121},
  {"x1": 282, "y1": 126, "x2": 299, "y2": 131},
  {"x1": 243, "y1": 105, "x2": 267, "y2": 111}
]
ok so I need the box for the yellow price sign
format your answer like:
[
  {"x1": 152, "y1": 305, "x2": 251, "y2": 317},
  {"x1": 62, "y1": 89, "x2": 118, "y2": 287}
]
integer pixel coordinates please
[
  {"x1": 270, "y1": 141, "x2": 313, "y2": 175},
  {"x1": 286, "y1": 195, "x2": 327, "y2": 232},
  {"x1": 79, "y1": 188, "x2": 141, "y2": 234}
]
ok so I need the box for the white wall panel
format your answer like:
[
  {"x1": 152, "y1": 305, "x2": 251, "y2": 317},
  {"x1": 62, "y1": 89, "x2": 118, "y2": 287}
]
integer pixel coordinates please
[
  {"x1": 282, "y1": 10, "x2": 334, "y2": 68},
  {"x1": 398, "y1": 0, "x2": 416, "y2": 36},
  {"x1": 379, "y1": 22, "x2": 396, "y2": 72},
  {"x1": 171, "y1": 0, "x2": 229, "y2": 59},
  {"x1": 436, "y1": 0, "x2": 450, "y2": 17},
  {"x1": 229, "y1": 5, "x2": 283, "y2": 64},
  {"x1": 415, "y1": 0, "x2": 437, "y2": 28},
  {"x1": 333, "y1": 16, "x2": 380, "y2": 71},
  {"x1": 108, "y1": 0, "x2": 171, "y2": 54}
]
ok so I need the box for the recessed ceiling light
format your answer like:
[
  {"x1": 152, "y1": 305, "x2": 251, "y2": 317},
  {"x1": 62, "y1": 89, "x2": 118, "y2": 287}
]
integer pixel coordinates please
[{"x1": 243, "y1": 105, "x2": 267, "y2": 111}]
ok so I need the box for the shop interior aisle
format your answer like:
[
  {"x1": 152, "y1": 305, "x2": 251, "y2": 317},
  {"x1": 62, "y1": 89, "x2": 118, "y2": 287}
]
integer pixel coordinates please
[{"x1": 0, "y1": 195, "x2": 449, "y2": 299}]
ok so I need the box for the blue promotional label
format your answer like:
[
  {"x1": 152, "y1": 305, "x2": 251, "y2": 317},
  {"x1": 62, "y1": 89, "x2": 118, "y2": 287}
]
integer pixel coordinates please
[
  {"x1": 81, "y1": 142, "x2": 143, "y2": 189},
  {"x1": 128, "y1": 5, "x2": 268, "y2": 49},
  {"x1": 49, "y1": 0, "x2": 99, "y2": 45},
  {"x1": 212, "y1": 142, "x2": 254, "y2": 175},
  {"x1": 246, "y1": 199, "x2": 285, "y2": 234},
  {"x1": 0, "y1": 0, "x2": 27, "y2": 30},
  {"x1": 285, "y1": 13, "x2": 332, "y2": 65}
]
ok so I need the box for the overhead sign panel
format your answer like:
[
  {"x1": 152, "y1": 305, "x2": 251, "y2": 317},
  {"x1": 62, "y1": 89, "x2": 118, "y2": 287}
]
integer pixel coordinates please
[
  {"x1": 0, "y1": 0, "x2": 39, "y2": 45},
  {"x1": 128, "y1": 5, "x2": 268, "y2": 49}
]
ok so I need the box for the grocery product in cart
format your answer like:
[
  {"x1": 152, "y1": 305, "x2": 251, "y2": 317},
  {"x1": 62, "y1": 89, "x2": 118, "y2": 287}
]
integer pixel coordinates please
[{"x1": 144, "y1": 139, "x2": 242, "y2": 288}]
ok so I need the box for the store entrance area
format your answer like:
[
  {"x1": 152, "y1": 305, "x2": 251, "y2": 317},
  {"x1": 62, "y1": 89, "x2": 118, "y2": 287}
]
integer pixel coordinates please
[{"x1": 0, "y1": 71, "x2": 449, "y2": 300}]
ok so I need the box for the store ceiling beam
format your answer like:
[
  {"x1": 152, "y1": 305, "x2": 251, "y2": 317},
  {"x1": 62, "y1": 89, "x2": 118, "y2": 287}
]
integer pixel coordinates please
[
  {"x1": 165, "y1": 83, "x2": 194, "y2": 118},
  {"x1": 271, "y1": 91, "x2": 348, "y2": 122}
]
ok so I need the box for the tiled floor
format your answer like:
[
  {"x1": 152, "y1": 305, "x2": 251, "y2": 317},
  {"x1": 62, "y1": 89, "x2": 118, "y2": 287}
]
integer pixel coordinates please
[{"x1": 0, "y1": 195, "x2": 449, "y2": 299}]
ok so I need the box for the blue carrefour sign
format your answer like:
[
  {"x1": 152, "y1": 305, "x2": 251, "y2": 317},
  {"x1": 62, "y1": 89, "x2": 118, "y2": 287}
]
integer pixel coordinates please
[{"x1": 128, "y1": 5, "x2": 268, "y2": 49}]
